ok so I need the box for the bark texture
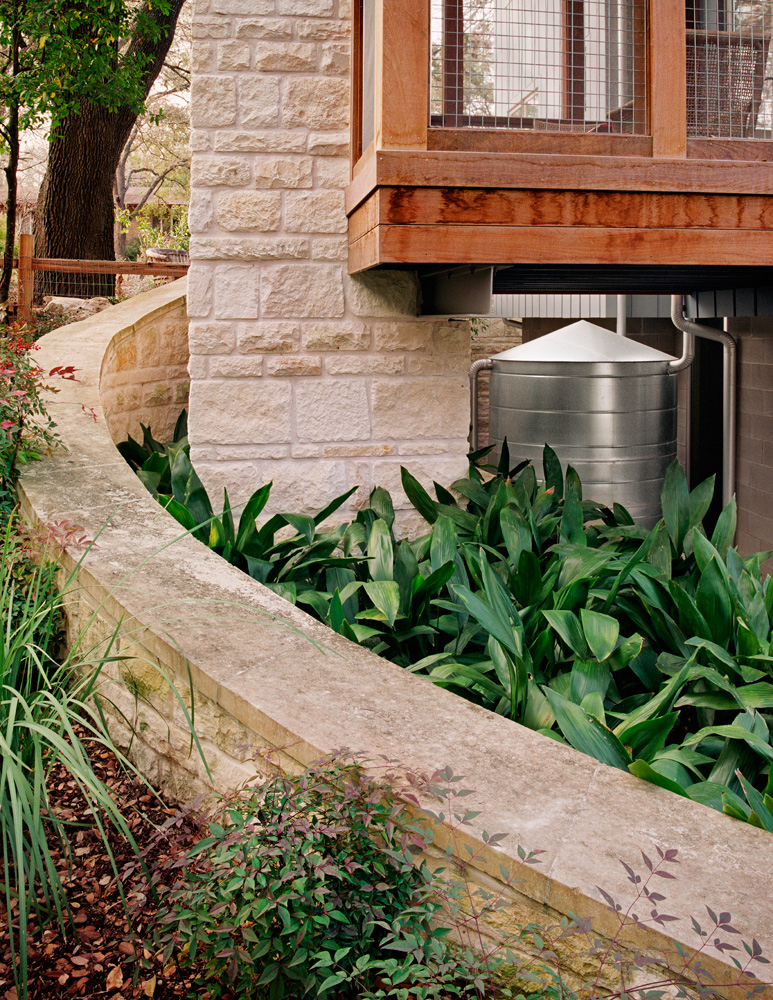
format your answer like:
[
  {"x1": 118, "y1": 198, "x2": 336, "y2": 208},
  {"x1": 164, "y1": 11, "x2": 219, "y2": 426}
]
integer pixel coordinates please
[{"x1": 34, "y1": 0, "x2": 187, "y2": 298}]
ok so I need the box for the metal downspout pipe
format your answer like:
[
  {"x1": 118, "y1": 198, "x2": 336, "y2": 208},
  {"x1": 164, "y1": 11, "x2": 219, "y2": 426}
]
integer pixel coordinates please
[
  {"x1": 669, "y1": 294, "x2": 737, "y2": 508},
  {"x1": 469, "y1": 358, "x2": 493, "y2": 452}
]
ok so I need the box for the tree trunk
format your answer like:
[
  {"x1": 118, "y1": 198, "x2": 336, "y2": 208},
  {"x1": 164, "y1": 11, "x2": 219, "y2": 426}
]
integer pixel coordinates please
[
  {"x1": 33, "y1": 104, "x2": 134, "y2": 297},
  {"x1": 1, "y1": 99, "x2": 19, "y2": 310},
  {"x1": 33, "y1": 0, "x2": 187, "y2": 298},
  {"x1": 0, "y1": 24, "x2": 21, "y2": 313}
]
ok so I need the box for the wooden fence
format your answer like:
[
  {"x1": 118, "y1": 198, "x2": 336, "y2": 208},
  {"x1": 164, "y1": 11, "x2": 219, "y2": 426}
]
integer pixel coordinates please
[{"x1": 16, "y1": 233, "x2": 190, "y2": 323}]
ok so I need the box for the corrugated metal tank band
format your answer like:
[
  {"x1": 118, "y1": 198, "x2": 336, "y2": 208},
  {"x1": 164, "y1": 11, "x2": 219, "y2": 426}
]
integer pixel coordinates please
[{"x1": 487, "y1": 321, "x2": 678, "y2": 526}]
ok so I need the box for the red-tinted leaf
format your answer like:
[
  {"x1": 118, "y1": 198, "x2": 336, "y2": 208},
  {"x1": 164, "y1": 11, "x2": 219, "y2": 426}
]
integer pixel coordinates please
[
  {"x1": 654, "y1": 870, "x2": 677, "y2": 879},
  {"x1": 641, "y1": 851, "x2": 653, "y2": 871},
  {"x1": 596, "y1": 886, "x2": 617, "y2": 909}
]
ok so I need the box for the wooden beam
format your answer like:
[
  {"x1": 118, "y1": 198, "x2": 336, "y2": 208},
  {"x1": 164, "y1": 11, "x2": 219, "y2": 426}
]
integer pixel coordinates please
[
  {"x1": 442, "y1": 0, "x2": 464, "y2": 127},
  {"x1": 562, "y1": 0, "x2": 585, "y2": 123},
  {"x1": 348, "y1": 228, "x2": 381, "y2": 272},
  {"x1": 375, "y1": 0, "x2": 429, "y2": 149},
  {"x1": 373, "y1": 224, "x2": 773, "y2": 266},
  {"x1": 372, "y1": 187, "x2": 773, "y2": 231},
  {"x1": 361, "y1": 148, "x2": 773, "y2": 196},
  {"x1": 350, "y1": 0, "x2": 364, "y2": 167},
  {"x1": 31, "y1": 258, "x2": 189, "y2": 277},
  {"x1": 17, "y1": 234, "x2": 33, "y2": 324},
  {"x1": 650, "y1": 0, "x2": 687, "y2": 158},
  {"x1": 345, "y1": 143, "x2": 378, "y2": 214},
  {"x1": 428, "y1": 127, "x2": 652, "y2": 157}
]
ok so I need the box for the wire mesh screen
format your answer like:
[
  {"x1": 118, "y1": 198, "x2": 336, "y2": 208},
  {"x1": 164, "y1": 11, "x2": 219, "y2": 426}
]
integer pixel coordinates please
[
  {"x1": 430, "y1": 0, "x2": 647, "y2": 132},
  {"x1": 686, "y1": 0, "x2": 773, "y2": 138}
]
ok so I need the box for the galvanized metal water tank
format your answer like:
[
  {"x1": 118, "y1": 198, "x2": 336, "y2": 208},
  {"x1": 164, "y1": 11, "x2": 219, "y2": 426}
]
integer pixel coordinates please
[{"x1": 488, "y1": 321, "x2": 677, "y2": 525}]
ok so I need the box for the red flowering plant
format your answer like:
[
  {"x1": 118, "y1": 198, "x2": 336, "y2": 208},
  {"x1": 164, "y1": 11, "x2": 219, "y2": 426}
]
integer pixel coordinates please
[{"x1": 0, "y1": 325, "x2": 61, "y2": 514}]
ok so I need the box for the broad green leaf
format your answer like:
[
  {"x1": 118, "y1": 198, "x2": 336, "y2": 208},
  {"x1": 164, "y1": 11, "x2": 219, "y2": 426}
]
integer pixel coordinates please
[
  {"x1": 646, "y1": 521, "x2": 672, "y2": 580},
  {"x1": 328, "y1": 589, "x2": 345, "y2": 633},
  {"x1": 684, "y1": 724, "x2": 773, "y2": 764},
  {"x1": 367, "y1": 518, "x2": 394, "y2": 582},
  {"x1": 244, "y1": 556, "x2": 272, "y2": 583},
  {"x1": 170, "y1": 446, "x2": 214, "y2": 539},
  {"x1": 542, "y1": 444, "x2": 564, "y2": 500},
  {"x1": 221, "y1": 487, "x2": 235, "y2": 545},
  {"x1": 542, "y1": 610, "x2": 589, "y2": 659},
  {"x1": 686, "y1": 781, "x2": 729, "y2": 812},
  {"x1": 158, "y1": 494, "x2": 196, "y2": 532},
  {"x1": 280, "y1": 512, "x2": 316, "y2": 546},
  {"x1": 521, "y1": 679, "x2": 555, "y2": 731},
  {"x1": 368, "y1": 486, "x2": 395, "y2": 528},
  {"x1": 452, "y1": 584, "x2": 519, "y2": 657},
  {"x1": 667, "y1": 581, "x2": 712, "y2": 642},
  {"x1": 400, "y1": 467, "x2": 438, "y2": 524},
  {"x1": 628, "y1": 758, "x2": 690, "y2": 797},
  {"x1": 611, "y1": 663, "x2": 692, "y2": 736},
  {"x1": 362, "y1": 580, "x2": 400, "y2": 628},
  {"x1": 580, "y1": 609, "x2": 619, "y2": 662},
  {"x1": 480, "y1": 549, "x2": 522, "y2": 643},
  {"x1": 266, "y1": 581, "x2": 297, "y2": 604},
  {"x1": 711, "y1": 497, "x2": 738, "y2": 561},
  {"x1": 617, "y1": 713, "x2": 678, "y2": 763},
  {"x1": 430, "y1": 515, "x2": 458, "y2": 573},
  {"x1": 500, "y1": 504, "x2": 531, "y2": 570},
  {"x1": 451, "y1": 477, "x2": 492, "y2": 510},
  {"x1": 661, "y1": 459, "x2": 690, "y2": 553},
  {"x1": 556, "y1": 547, "x2": 614, "y2": 591},
  {"x1": 581, "y1": 691, "x2": 605, "y2": 725},
  {"x1": 688, "y1": 474, "x2": 715, "y2": 529},
  {"x1": 560, "y1": 472, "x2": 584, "y2": 546},
  {"x1": 737, "y1": 773, "x2": 773, "y2": 832},
  {"x1": 569, "y1": 659, "x2": 611, "y2": 704},
  {"x1": 695, "y1": 557, "x2": 732, "y2": 648},
  {"x1": 543, "y1": 688, "x2": 632, "y2": 770},
  {"x1": 235, "y1": 482, "x2": 272, "y2": 551},
  {"x1": 412, "y1": 560, "x2": 456, "y2": 603}
]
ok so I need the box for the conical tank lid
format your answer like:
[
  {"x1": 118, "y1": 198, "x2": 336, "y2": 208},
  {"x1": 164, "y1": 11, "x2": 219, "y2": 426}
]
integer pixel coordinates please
[{"x1": 491, "y1": 320, "x2": 675, "y2": 364}]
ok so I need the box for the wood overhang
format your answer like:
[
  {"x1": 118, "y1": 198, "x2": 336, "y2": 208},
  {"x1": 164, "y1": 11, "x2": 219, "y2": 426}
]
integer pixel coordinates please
[{"x1": 346, "y1": 147, "x2": 773, "y2": 274}]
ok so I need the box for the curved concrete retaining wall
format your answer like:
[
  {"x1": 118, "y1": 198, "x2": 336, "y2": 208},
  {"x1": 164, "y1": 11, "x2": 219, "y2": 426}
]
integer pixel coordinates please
[{"x1": 18, "y1": 280, "x2": 772, "y2": 996}]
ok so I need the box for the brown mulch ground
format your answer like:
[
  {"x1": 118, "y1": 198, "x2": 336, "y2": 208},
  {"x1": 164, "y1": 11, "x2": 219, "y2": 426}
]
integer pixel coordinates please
[{"x1": 0, "y1": 738, "x2": 225, "y2": 1000}]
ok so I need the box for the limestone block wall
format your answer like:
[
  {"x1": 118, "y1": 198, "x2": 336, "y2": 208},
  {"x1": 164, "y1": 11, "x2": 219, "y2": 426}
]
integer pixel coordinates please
[
  {"x1": 99, "y1": 288, "x2": 190, "y2": 445},
  {"x1": 187, "y1": 0, "x2": 470, "y2": 520}
]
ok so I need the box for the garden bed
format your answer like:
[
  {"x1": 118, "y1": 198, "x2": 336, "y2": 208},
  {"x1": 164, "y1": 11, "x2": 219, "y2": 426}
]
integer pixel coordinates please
[{"x1": 16, "y1": 280, "x2": 773, "y2": 996}]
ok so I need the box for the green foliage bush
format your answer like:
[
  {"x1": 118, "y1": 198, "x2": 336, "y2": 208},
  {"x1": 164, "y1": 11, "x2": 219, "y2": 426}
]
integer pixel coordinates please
[
  {"x1": 123, "y1": 421, "x2": 773, "y2": 831},
  {"x1": 0, "y1": 329, "x2": 60, "y2": 516},
  {"x1": 148, "y1": 755, "x2": 488, "y2": 1000}
]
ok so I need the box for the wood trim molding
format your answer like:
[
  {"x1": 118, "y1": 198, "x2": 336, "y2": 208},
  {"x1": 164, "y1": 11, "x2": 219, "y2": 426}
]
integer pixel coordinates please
[
  {"x1": 376, "y1": 0, "x2": 429, "y2": 149},
  {"x1": 649, "y1": 0, "x2": 687, "y2": 158},
  {"x1": 372, "y1": 224, "x2": 773, "y2": 266},
  {"x1": 362, "y1": 148, "x2": 773, "y2": 196}
]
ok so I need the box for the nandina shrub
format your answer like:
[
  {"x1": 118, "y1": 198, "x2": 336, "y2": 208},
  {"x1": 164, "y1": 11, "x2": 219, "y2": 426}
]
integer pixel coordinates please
[
  {"x1": 148, "y1": 754, "x2": 487, "y2": 999},
  {"x1": 0, "y1": 327, "x2": 60, "y2": 514}
]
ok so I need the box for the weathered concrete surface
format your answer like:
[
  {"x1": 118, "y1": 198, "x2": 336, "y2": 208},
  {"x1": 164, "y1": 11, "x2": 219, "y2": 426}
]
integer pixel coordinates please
[{"x1": 17, "y1": 282, "x2": 773, "y2": 997}]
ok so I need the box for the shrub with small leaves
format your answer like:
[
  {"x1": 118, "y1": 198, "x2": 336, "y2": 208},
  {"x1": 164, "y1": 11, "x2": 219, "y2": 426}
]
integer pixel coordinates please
[
  {"x1": 0, "y1": 327, "x2": 60, "y2": 514},
  {"x1": 148, "y1": 754, "x2": 488, "y2": 1000}
]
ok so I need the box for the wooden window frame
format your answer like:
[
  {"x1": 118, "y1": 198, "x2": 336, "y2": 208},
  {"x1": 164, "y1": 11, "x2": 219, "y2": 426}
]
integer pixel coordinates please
[{"x1": 350, "y1": 0, "x2": 773, "y2": 175}]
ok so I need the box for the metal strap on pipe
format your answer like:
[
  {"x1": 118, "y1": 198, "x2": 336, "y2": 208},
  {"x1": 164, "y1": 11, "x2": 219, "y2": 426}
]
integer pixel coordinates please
[{"x1": 469, "y1": 358, "x2": 493, "y2": 452}]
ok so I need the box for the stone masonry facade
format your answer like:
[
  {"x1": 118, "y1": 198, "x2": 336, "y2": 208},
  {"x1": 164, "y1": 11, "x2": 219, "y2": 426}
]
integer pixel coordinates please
[{"x1": 187, "y1": 0, "x2": 471, "y2": 523}]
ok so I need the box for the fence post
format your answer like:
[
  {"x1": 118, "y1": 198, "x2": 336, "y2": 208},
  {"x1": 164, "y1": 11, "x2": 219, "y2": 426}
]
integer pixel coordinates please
[{"x1": 17, "y1": 234, "x2": 33, "y2": 325}]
